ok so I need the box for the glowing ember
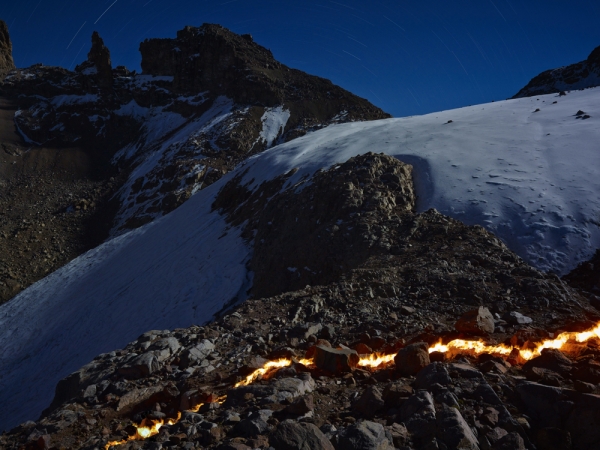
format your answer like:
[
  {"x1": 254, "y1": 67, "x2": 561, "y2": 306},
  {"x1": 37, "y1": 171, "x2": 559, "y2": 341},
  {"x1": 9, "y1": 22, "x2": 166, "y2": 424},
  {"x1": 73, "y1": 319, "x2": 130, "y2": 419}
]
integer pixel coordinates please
[
  {"x1": 104, "y1": 321, "x2": 600, "y2": 448},
  {"x1": 429, "y1": 322, "x2": 600, "y2": 361},
  {"x1": 234, "y1": 358, "x2": 295, "y2": 387},
  {"x1": 105, "y1": 412, "x2": 181, "y2": 450},
  {"x1": 357, "y1": 353, "x2": 396, "y2": 369}
]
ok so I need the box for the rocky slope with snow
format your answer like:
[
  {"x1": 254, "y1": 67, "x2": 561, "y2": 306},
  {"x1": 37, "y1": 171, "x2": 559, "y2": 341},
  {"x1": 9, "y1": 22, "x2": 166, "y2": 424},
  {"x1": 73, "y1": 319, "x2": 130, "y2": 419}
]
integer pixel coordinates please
[
  {"x1": 514, "y1": 44, "x2": 600, "y2": 98},
  {"x1": 0, "y1": 23, "x2": 388, "y2": 302},
  {"x1": 2, "y1": 154, "x2": 599, "y2": 450}
]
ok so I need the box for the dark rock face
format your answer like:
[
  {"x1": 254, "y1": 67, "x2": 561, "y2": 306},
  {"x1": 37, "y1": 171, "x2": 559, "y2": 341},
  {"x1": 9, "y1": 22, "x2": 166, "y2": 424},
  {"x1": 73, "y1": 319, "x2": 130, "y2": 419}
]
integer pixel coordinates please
[
  {"x1": 75, "y1": 31, "x2": 113, "y2": 88},
  {"x1": 0, "y1": 20, "x2": 15, "y2": 75},
  {"x1": 513, "y1": 44, "x2": 600, "y2": 98},
  {"x1": 139, "y1": 24, "x2": 390, "y2": 121}
]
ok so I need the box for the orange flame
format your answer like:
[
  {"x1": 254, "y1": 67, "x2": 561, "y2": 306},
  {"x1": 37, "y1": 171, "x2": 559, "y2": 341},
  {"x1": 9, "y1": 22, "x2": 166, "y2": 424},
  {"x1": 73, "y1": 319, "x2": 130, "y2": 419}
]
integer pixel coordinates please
[
  {"x1": 429, "y1": 322, "x2": 600, "y2": 361},
  {"x1": 357, "y1": 353, "x2": 396, "y2": 369},
  {"x1": 104, "y1": 412, "x2": 181, "y2": 450}
]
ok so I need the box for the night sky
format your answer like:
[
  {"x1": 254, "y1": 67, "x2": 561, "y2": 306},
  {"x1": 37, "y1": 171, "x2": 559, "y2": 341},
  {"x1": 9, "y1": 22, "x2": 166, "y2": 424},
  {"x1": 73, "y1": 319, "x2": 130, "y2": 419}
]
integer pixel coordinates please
[{"x1": 1, "y1": 0, "x2": 599, "y2": 117}]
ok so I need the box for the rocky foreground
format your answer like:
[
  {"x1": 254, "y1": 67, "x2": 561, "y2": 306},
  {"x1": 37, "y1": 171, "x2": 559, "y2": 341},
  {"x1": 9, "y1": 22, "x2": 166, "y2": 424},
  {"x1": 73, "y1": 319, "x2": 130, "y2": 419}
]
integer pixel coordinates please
[{"x1": 2, "y1": 154, "x2": 600, "y2": 450}]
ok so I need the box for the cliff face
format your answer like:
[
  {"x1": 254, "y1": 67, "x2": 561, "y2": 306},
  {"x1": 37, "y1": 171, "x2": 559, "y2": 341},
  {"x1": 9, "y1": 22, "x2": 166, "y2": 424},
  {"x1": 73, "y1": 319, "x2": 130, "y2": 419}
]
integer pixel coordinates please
[
  {"x1": 514, "y1": 44, "x2": 600, "y2": 98},
  {"x1": 139, "y1": 24, "x2": 390, "y2": 119},
  {"x1": 0, "y1": 20, "x2": 15, "y2": 76}
]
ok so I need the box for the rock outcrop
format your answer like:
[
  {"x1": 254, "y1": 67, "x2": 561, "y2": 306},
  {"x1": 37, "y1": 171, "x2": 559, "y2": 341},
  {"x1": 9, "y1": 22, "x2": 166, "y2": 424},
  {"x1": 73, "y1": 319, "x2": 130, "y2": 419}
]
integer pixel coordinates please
[
  {"x1": 0, "y1": 20, "x2": 15, "y2": 76},
  {"x1": 514, "y1": 44, "x2": 600, "y2": 98},
  {"x1": 75, "y1": 31, "x2": 113, "y2": 88},
  {"x1": 0, "y1": 23, "x2": 390, "y2": 302}
]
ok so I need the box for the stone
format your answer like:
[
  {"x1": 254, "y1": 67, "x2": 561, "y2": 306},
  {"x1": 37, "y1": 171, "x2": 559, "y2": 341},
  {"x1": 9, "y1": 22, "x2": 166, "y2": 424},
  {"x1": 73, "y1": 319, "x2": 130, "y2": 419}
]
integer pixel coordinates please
[
  {"x1": 516, "y1": 382, "x2": 564, "y2": 428},
  {"x1": 291, "y1": 323, "x2": 323, "y2": 339},
  {"x1": 149, "y1": 337, "x2": 181, "y2": 362},
  {"x1": 116, "y1": 386, "x2": 163, "y2": 411},
  {"x1": 179, "y1": 340, "x2": 215, "y2": 368},
  {"x1": 234, "y1": 418, "x2": 269, "y2": 437},
  {"x1": 414, "y1": 362, "x2": 452, "y2": 389},
  {"x1": 284, "y1": 395, "x2": 314, "y2": 415},
  {"x1": 270, "y1": 420, "x2": 334, "y2": 450},
  {"x1": 0, "y1": 20, "x2": 15, "y2": 75},
  {"x1": 448, "y1": 363, "x2": 484, "y2": 379},
  {"x1": 336, "y1": 420, "x2": 395, "y2": 450},
  {"x1": 400, "y1": 305, "x2": 416, "y2": 315},
  {"x1": 435, "y1": 406, "x2": 479, "y2": 450},
  {"x1": 455, "y1": 307, "x2": 495, "y2": 335},
  {"x1": 492, "y1": 432, "x2": 525, "y2": 450},
  {"x1": 522, "y1": 348, "x2": 572, "y2": 376},
  {"x1": 503, "y1": 311, "x2": 532, "y2": 325},
  {"x1": 382, "y1": 383, "x2": 413, "y2": 406},
  {"x1": 388, "y1": 423, "x2": 409, "y2": 447},
  {"x1": 352, "y1": 386, "x2": 385, "y2": 417},
  {"x1": 394, "y1": 342, "x2": 430, "y2": 376},
  {"x1": 118, "y1": 353, "x2": 160, "y2": 379},
  {"x1": 564, "y1": 392, "x2": 600, "y2": 449},
  {"x1": 399, "y1": 391, "x2": 436, "y2": 421},
  {"x1": 314, "y1": 345, "x2": 359, "y2": 373}
]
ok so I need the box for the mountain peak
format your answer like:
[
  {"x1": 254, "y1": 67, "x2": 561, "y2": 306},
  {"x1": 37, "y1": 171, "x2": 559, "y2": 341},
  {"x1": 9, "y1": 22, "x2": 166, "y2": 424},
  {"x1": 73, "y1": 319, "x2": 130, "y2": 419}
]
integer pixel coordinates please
[{"x1": 0, "y1": 19, "x2": 15, "y2": 75}]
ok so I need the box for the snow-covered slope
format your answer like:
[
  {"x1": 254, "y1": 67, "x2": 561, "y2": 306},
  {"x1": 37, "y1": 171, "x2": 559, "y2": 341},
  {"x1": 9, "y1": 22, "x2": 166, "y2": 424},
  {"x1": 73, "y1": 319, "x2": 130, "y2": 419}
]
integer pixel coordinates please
[
  {"x1": 1, "y1": 87, "x2": 599, "y2": 430},
  {"x1": 0, "y1": 182, "x2": 252, "y2": 430}
]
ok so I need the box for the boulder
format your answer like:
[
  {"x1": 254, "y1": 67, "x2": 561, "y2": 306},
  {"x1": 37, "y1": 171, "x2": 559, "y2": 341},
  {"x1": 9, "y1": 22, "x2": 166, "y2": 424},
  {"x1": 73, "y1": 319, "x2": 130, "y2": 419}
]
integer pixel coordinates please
[
  {"x1": 503, "y1": 311, "x2": 533, "y2": 325},
  {"x1": 179, "y1": 339, "x2": 215, "y2": 368},
  {"x1": 455, "y1": 307, "x2": 495, "y2": 335},
  {"x1": 414, "y1": 362, "x2": 451, "y2": 389},
  {"x1": 352, "y1": 386, "x2": 385, "y2": 417},
  {"x1": 270, "y1": 420, "x2": 334, "y2": 450},
  {"x1": 492, "y1": 432, "x2": 525, "y2": 450},
  {"x1": 314, "y1": 346, "x2": 359, "y2": 373},
  {"x1": 118, "y1": 353, "x2": 160, "y2": 379},
  {"x1": 435, "y1": 405, "x2": 480, "y2": 450},
  {"x1": 523, "y1": 348, "x2": 572, "y2": 376},
  {"x1": 336, "y1": 420, "x2": 394, "y2": 450},
  {"x1": 395, "y1": 342, "x2": 430, "y2": 376}
]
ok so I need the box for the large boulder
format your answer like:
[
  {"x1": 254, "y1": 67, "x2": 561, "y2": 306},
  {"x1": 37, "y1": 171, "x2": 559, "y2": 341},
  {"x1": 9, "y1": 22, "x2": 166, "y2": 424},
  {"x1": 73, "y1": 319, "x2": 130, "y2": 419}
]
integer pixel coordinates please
[
  {"x1": 455, "y1": 307, "x2": 495, "y2": 335},
  {"x1": 336, "y1": 420, "x2": 394, "y2": 450},
  {"x1": 270, "y1": 420, "x2": 334, "y2": 450},
  {"x1": 395, "y1": 342, "x2": 430, "y2": 376}
]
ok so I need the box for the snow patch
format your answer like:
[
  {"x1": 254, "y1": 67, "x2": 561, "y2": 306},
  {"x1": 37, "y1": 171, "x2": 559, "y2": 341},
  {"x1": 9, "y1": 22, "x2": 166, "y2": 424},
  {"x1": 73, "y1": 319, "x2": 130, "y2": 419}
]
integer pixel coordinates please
[{"x1": 259, "y1": 106, "x2": 290, "y2": 148}]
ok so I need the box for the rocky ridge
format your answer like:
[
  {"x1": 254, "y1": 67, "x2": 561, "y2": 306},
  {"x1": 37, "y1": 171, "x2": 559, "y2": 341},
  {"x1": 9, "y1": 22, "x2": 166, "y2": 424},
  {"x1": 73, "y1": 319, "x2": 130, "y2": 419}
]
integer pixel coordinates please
[
  {"x1": 514, "y1": 44, "x2": 600, "y2": 98},
  {"x1": 3, "y1": 154, "x2": 600, "y2": 450},
  {"x1": 0, "y1": 23, "x2": 389, "y2": 303}
]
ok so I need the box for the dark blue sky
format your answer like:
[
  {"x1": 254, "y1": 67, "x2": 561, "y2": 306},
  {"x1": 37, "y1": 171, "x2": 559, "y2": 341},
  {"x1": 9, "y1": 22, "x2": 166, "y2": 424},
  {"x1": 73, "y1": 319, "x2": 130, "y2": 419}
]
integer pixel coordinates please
[{"x1": 1, "y1": 0, "x2": 599, "y2": 117}]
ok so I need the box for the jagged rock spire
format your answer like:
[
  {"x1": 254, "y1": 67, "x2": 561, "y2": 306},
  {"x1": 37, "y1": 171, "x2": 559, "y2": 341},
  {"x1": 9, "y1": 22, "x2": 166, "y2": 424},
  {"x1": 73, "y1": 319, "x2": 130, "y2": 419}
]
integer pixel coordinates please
[
  {"x1": 0, "y1": 19, "x2": 15, "y2": 75},
  {"x1": 76, "y1": 31, "x2": 113, "y2": 88}
]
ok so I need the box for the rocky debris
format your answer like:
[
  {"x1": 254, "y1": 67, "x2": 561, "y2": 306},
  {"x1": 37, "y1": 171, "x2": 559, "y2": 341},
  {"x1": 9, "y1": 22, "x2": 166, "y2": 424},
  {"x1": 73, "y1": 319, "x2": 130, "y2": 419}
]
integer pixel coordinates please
[
  {"x1": 2, "y1": 154, "x2": 600, "y2": 448},
  {"x1": 75, "y1": 32, "x2": 113, "y2": 88},
  {"x1": 456, "y1": 307, "x2": 495, "y2": 335},
  {"x1": 514, "y1": 44, "x2": 600, "y2": 97},
  {"x1": 0, "y1": 20, "x2": 15, "y2": 76}
]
